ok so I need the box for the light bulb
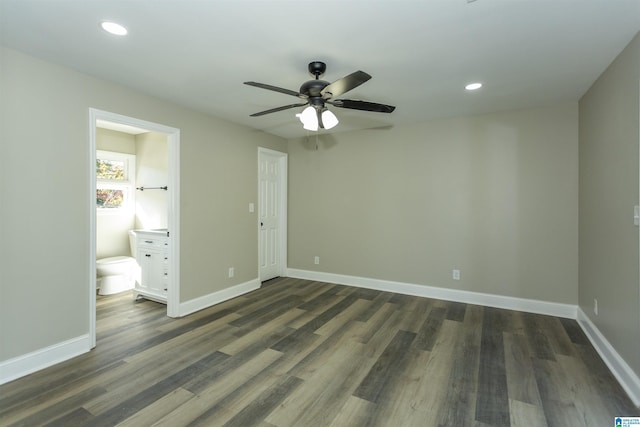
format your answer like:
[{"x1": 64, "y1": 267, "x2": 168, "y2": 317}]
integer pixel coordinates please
[
  {"x1": 321, "y1": 110, "x2": 339, "y2": 129},
  {"x1": 300, "y1": 106, "x2": 318, "y2": 131}
]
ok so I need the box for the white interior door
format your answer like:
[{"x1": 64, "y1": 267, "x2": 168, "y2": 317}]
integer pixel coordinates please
[{"x1": 259, "y1": 148, "x2": 287, "y2": 281}]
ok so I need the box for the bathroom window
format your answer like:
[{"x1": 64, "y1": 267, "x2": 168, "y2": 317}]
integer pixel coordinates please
[
  {"x1": 96, "y1": 188, "x2": 126, "y2": 209},
  {"x1": 96, "y1": 150, "x2": 135, "y2": 214},
  {"x1": 97, "y1": 158, "x2": 126, "y2": 181}
]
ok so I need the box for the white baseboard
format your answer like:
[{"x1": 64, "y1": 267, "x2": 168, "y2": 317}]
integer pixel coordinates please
[
  {"x1": 286, "y1": 268, "x2": 577, "y2": 319},
  {"x1": 577, "y1": 308, "x2": 640, "y2": 407},
  {"x1": 0, "y1": 334, "x2": 91, "y2": 385},
  {"x1": 177, "y1": 278, "x2": 261, "y2": 317}
]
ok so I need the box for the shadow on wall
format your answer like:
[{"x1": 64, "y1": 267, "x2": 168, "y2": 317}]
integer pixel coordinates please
[{"x1": 298, "y1": 125, "x2": 395, "y2": 151}]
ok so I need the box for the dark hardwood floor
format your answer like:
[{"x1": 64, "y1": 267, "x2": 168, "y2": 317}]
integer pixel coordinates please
[{"x1": 1, "y1": 277, "x2": 637, "y2": 426}]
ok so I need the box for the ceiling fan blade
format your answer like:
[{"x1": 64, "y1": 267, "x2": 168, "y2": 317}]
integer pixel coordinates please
[
  {"x1": 249, "y1": 103, "x2": 308, "y2": 117},
  {"x1": 244, "y1": 81, "x2": 305, "y2": 98},
  {"x1": 321, "y1": 71, "x2": 371, "y2": 99},
  {"x1": 244, "y1": 82, "x2": 307, "y2": 99},
  {"x1": 329, "y1": 99, "x2": 396, "y2": 113}
]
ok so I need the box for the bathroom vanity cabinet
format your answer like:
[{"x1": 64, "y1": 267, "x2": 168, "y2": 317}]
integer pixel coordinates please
[{"x1": 132, "y1": 230, "x2": 168, "y2": 304}]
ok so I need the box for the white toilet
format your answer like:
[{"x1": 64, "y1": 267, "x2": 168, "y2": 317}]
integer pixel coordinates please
[
  {"x1": 96, "y1": 232, "x2": 137, "y2": 295},
  {"x1": 96, "y1": 256, "x2": 136, "y2": 295}
]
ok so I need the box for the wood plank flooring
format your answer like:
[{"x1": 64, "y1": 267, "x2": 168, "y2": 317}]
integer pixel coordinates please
[{"x1": 1, "y1": 277, "x2": 637, "y2": 426}]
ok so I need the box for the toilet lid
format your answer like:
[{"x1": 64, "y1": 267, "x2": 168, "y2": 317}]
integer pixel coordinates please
[{"x1": 97, "y1": 256, "x2": 134, "y2": 265}]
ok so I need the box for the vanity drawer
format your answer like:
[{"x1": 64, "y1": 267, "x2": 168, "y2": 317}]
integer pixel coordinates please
[{"x1": 138, "y1": 237, "x2": 168, "y2": 248}]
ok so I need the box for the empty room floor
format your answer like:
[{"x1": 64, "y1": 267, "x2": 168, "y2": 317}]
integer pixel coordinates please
[{"x1": 0, "y1": 277, "x2": 637, "y2": 426}]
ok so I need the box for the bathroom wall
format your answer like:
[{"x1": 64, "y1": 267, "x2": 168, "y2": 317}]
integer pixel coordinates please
[
  {"x1": 96, "y1": 127, "x2": 135, "y2": 154},
  {"x1": 96, "y1": 128, "x2": 136, "y2": 259},
  {"x1": 134, "y1": 131, "x2": 168, "y2": 230}
]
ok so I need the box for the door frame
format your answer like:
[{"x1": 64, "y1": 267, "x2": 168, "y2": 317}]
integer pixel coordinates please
[
  {"x1": 88, "y1": 108, "x2": 181, "y2": 348},
  {"x1": 258, "y1": 147, "x2": 288, "y2": 281}
]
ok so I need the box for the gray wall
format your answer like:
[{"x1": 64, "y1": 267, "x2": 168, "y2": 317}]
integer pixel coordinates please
[
  {"x1": 288, "y1": 103, "x2": 579, "y2": 304},
  {"x1": 579, "y1": 31, "x2": 640, "y2": 378},
  {"x1": 0, "y1": 47, "x2": 286, "y2": 361}
]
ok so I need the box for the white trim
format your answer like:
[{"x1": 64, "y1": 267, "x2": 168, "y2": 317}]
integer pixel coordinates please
[
  {"x1": 577, "y1": 308, "x2": 640, "y2": 407},
  {"x1": 178, "y1": 278, "x2": 261, "y2": 317},
  {"x1": 166, "y1": 129, "x2": 181, "y2": 318},
  {"x1": 0, "y1": 335, "x2": 91, "y2": 385},
  {"x1": 89, "y1": 111, "x2": 98, "y2": 348},
  {"x1": 286, "y1": 268, "x2": 577, "y2": 319},
  {"x1": 258, "y1": 147, "x2": 288, "y2": 280}
]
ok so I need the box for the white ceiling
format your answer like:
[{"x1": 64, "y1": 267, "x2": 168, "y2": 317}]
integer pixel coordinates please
[{"x1": 1, "y1": 0, "x2": 639, "y2": 139}]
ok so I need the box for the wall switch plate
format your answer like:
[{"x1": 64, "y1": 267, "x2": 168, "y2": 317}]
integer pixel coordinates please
[
  {"x1": 249, "y1": 203, "x2": 255, "y2": 213},
  {"x1": 228, "y1": 267, "x2": 234, "y2": 278},
  {"x1": 453, "y1": 269, "x2": 461, "y2": 280},
  {"x1": 594, "y1": 298, "x2": 598, "y2": 316},
  {"x1": 314, "y1": 256, "x2": 320, "y2": 265},
  {"x1": 634, "y1": 206, "x2": 639, "y2": 226}
]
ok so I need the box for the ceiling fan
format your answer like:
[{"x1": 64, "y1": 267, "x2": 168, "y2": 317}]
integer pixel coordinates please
[{"x1": 244, "y1": 61, "x2": 395, "y2": 131}]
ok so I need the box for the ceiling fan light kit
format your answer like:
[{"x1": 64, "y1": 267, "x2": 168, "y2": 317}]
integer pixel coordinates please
[
  {"x1": 298, "y1": 106, "x2": 319, "y2": 131},
  {"x1": 321, "y1": 109, "x2": 339, "y2": 129},
  {"x1": 245, "y1": 61, "x2": 395, "y2": 132},
  {"x1": 296, "y1": 106, "x2": 339, "y2": 131}
]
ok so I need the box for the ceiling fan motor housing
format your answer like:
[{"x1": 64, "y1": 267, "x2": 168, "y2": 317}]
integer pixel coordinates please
[{"x1": 299, "y1": 79, "x2": 330, "y2": 98}]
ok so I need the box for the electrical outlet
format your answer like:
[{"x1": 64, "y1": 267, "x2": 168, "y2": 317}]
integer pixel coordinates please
[
  {"x1": 452, "y1": 269, "x2": 461, "y2": 281},
  {"x1": 228, "y1": 267, "x2": 235, "y2": 278},
  {"x1": 314, "y1": 256, "x2": 320, "y2": 265},
  {"x1": 594, "y1": 298, "x2": 598, "y2": 316}
]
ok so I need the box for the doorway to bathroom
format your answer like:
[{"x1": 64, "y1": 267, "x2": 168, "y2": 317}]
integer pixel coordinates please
[{"x1": 88, "y1": 108, "x2": 180, "y2": 349}]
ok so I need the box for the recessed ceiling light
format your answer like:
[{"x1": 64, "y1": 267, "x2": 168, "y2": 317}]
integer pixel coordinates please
[
  {"x1": 465, "y1": 82, "x2": 483, "y2": 91},
  {"x1": 101, "y1": 21, "x2": 128, "y2": 36}
]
